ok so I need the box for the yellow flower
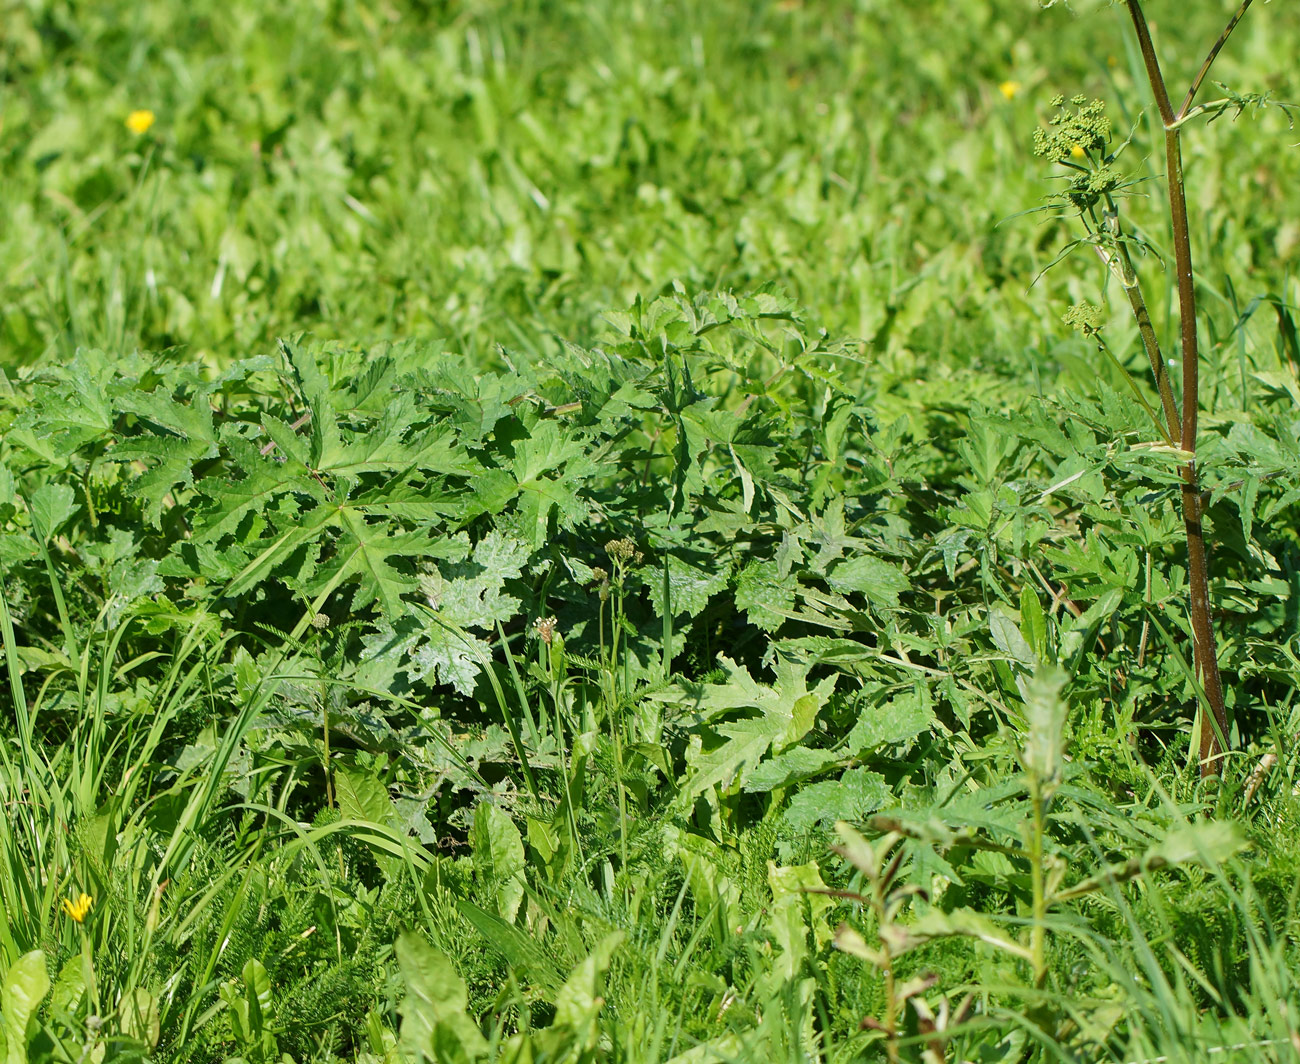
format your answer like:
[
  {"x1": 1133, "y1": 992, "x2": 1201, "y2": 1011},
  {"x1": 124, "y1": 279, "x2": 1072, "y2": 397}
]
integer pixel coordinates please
[
  {"x1": 1071, "y1": 144, "x2": 1086, "y2": 159},
  {"x1": 126, "y1": 110, "x2": 156, "y2": 136},
  {"x1": 999, "y1": 80, "x2": 1022, "y2": 101},
  {"x1": 62, "y1": 893, "x2": 93, "y2": 923}
]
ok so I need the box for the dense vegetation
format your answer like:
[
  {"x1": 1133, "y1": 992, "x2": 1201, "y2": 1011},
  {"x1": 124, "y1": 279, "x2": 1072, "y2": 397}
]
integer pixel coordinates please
[{"x1": 2, "y1": 0, "x2": 1299, "y2": 1061}]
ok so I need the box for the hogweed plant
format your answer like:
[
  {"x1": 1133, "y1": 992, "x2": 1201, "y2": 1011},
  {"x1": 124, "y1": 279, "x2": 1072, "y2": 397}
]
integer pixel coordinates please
[{"x1": 1036, "y1": 0, "x2": 1290, "y2": 776}]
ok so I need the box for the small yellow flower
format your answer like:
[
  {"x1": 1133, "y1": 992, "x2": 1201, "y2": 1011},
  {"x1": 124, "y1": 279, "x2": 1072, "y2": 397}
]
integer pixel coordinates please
[
  {"x1": 126, "y1": 110, "x2": 156, "y2": 136},
  {"x1": 1071, "y1": 144, "x2": 1086, "y2": 159},
  {"x1": 999, "y1": 80, "x2": 1022, "y2": 101},
  {"x1": 62, "y1": 893, "x2": 93, "y2": 923}
]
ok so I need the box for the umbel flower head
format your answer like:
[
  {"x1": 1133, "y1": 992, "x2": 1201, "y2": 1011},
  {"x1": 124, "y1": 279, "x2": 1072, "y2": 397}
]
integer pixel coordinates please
[
  {"x1": 1063, "y1": 303, "x2": 1106, "y2": 338},
  {"x1": 1033, "y1": 95, "x2": 1110, "y2": 163},
  {"x1": 62, "y1": 893, "x2": 93, "y2": 923},
  {"x1": 1035, "y1": 95, "x2": 1124, "y2": 210}
]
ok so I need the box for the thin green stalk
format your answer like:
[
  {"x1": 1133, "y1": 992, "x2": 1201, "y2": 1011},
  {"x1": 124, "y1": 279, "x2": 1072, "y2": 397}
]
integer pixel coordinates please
[
  {"x1": 1179, "y1": 0, "x2": 1256, "y2": 120},
  {"x1": 1091, "y1": 201, "x2": 1180, "y2": 439},
  {"x1": 1029, "y1": 780, "x2": 1048, "y2": 990}
]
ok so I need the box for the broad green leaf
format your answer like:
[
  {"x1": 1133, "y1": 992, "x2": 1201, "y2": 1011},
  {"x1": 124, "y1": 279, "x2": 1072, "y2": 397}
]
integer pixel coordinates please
[
  {"x1": 335, "y1": 765, "x2": 393, "y2": 826},
  {"x1": 1020, "y1": 667, "x2": 1067, "y2": 786},
  {"x1": 472, "y1": 802, "x2": 526, "y2": 924},
  {"x1": 768, "y1": 860, "x2": 835, "y2": 971},
  {"x1": 643, "y1": 552, "x2": 731, "y2": 620},
  {"x1": 120, "y1": 987, "x2": 161, "y2": 1048},
  {"x1": 784, "y1": 768, "x2": 890, "y2": 832},
  {"x1": 883, "y1": 907, "x2": 1032, "y2": 961},
  {"x1": 27, "y1": 483, "x2": 76, "y2": 539},
  {"x1": 734, "y1": 559, "x2": 796, "y2": 631},
  {"x1": 825, "y1": 553, "x2": 908, "y2": 608},
  {"x1": 989, "y1": 606, "x2": 1036, "y2": 667},
  {"x1": 396, "y1": 933, "x2": 489, "y2": 1063},
  {"x1": 1020, "y1": 583, "x2": 1048, "y2": 660},
  {"x1": 743, "y1": 746, "x2": 840, "y2": 792},
  {"x1": 553, "y1": 932, "x2": 624, "y2": 1032},
  {"x1": 677, "y1": 657, "x2": 836, "y2": 800},
  {"x1": 1, "y1": 950, "x2": 50, "y2": 1064},
  {"x1": 242, "y1": 958, "x2": 272, "y2": 1036},
  {"x1": 847, "y1": 685, "x2": 933, "y2": 754},
  {"x1": 21, "y1": 356, "x2": 116, "y2": 450}
]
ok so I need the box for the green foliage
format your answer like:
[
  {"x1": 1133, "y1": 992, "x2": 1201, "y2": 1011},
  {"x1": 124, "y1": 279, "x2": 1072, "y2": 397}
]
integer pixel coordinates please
[
  {"x1": 0, "y1": 952, "x2": 51, "y2": 1064},
  {"x1": 2, "y1": 1, "x2": 1300, "y2": 1063}
]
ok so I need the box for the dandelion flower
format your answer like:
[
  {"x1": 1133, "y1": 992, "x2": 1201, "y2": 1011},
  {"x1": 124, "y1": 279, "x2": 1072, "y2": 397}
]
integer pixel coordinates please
[
  {"x1": 126, "y1": 110, "x2": 156, "y2": 135},
  {"x1": 999, "y1": 81, "x2": 1022, "y2": 101},
  {"x1": 62, "y1": 893, "x2": 93, "y2": 923}
]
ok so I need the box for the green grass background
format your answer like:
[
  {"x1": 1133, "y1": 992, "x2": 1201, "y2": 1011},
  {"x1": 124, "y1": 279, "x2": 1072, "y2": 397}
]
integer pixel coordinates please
[
  {"x1": 4, "y1": 0, "x2": 1296, "y2": 378},
  {"x1": 4, "y1": 2, "x2": 1300, "y2": 1062}
]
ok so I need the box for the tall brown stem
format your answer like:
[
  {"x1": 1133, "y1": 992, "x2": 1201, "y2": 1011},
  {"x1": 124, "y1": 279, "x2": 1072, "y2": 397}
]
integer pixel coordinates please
[{"x1": 1124, "y1": 1, "x2": 1230, "y2": 776}]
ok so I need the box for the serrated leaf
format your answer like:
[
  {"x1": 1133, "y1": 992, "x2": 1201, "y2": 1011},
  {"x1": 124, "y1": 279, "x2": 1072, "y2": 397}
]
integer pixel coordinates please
[
  {"x1": 677, "y1": 657, "x2": 836, "y2": 799},
  {"x1": 27, "y1": 483, "x2": 77, "y2": 538},
  {"x1": 188, "y1": 435, "x2": 313, "y2": 544},
  {"x1": 409, "y1": 630, "x2": 485, "y2": 695},
  {"x1": 302, "y1": 510, "x2": 428, "y2": 618},
  {"x1": 644, "y1": 552, "x2": 731, "y2": 620},
  {"x1": 22, "y1": 356, "x2": 116, "y2": 450},
  {"x1": 735, "y1": 559, "x2": 797, "y2": 632},
  {"x1": 784, "y1": 768, "x2": 890, "y2": 832},
  {"x1": 826, "y1": 554, "x2": 908, "y2": 608},
  {"x1": 743, "y1": 747, "x2": 840, "y2": 792},
  {"x1": 847, "y1": 685, "x2": 934, "y2": 754}
]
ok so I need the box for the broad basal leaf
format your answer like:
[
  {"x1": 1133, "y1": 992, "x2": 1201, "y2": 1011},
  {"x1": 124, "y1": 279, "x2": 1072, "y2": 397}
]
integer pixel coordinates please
[{"x1": 676, "y1": 656, "x2": 836, "y2": 800}]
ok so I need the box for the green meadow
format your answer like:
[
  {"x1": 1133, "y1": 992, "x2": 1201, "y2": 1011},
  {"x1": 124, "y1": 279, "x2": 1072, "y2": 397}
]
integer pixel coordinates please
[{"x1": 2, "y1": 0, "x2": 1300, "y2": 1060}]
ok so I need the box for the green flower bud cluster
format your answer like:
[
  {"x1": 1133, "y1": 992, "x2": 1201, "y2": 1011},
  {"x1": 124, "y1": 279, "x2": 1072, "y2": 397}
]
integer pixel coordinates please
[
  {"x1": 1062, "y1": 302, "x2": 1106, "y2": 337},
  {"x1": 604, "y1": 537, "x2": 643, "y2": 566},
  {"x1": 1033, "y1": 94, "x2": 1111, "y2": 162},
  {"x1": 1035, "y1": 95, "x2": 1124, "y2": 210}
]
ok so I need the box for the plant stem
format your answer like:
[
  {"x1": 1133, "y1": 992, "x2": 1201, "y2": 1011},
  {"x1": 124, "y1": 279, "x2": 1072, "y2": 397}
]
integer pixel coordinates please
[
  {"x1": 873, "y1": 880, "x2": 900, "y2": 1064},
  {"x1": 1125, "y1": 0, "x2": 1230, "y2": 776},
  {"x1": 1179, "y1": 0, "x2": 1256, "y2": 120},
  {"x1": 1092, "y1": 204, "x2": 1180, "y2": 439},
  {"x1": 1029, "y1": 781, "x2": 1047, "y2": 990}
]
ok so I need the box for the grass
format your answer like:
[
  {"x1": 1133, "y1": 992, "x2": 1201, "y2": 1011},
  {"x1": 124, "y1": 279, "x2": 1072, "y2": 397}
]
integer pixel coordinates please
[
  {"x1": 2, "y1": 0, "x2": 1300, "y2": 1061},
  {"x1": 4, "y1": 1, "x2": 1294, "y2": 372}
]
